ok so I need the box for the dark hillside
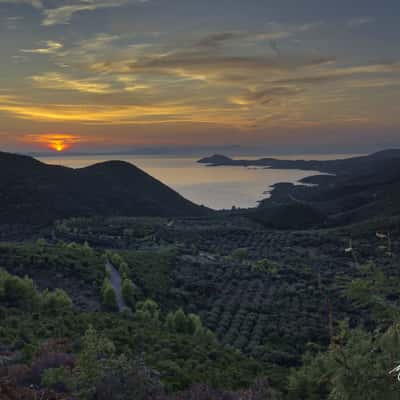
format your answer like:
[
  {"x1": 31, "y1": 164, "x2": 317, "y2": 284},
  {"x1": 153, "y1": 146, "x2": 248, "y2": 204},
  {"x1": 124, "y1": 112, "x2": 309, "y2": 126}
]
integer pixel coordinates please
[{"x1": 0, "y1": 151, "x2": 209, "y2": 224}]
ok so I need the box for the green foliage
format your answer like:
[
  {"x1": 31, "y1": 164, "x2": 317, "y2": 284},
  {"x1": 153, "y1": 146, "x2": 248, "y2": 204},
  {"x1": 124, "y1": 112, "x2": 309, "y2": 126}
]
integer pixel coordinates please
[
  {"x1": 0, "y1": 269, "x2": 39, "y2": 310},
  {"x1": 288, "y1": 322, "x2": 400, "y2": 400},
  {"x1": 288, "y1": 258, "x2": 400, "y2": 400},
  {"x1": 74, "y1": 326, "x2": 117, "y2": 399},
  {"x1": 345, "y1": 261, "x2": 400, "y2": 322},
  {"x1": 135, "y1": 299, "x2": 160, "y2": 322},
  {"x1": 120, "y1": 249, "x2": 177, "y2": 306},
  {"x1": 165, "y1": 309, "x2": 210, "y2": 337},
  {"x1": 166, "y1": 308, "x2": 194, "y2": 334},
  {"x1": 101, "y1": 278, "x2": 118, "y2": 312},
  {"x1": 0, "y1": 304, "x2": 263, "y2": 395},
  {"x1": 121, "y1": 278, "x2": 138, "y2": 310},
  {"x1": 41, "y1": 288, "x2": 73, "y2": 315},
  {"x1": 0, "y1": 241, "x2": 105, "y2": 285},
  {"x1": 252, "y1": 258, "x2": 281, "y2": 274}
]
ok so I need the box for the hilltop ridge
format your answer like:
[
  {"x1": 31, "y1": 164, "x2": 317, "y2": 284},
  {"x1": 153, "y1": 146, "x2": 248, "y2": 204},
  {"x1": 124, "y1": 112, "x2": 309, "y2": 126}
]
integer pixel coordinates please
[{"x1": 0, "y1": 151, "x2": 209, "y2": 224}]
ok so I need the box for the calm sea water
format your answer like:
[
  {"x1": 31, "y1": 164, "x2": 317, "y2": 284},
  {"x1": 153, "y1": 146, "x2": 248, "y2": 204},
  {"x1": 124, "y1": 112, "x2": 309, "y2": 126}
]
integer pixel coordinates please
[{"x1": 37, "y1": 154, "x2": 360, "y2": 210}]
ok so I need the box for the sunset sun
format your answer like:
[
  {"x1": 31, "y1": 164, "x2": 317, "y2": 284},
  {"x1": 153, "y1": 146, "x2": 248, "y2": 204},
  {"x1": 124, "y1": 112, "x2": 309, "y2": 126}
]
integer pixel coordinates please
[
  {"x1": 49, "y1": 139, "x2": 69, "y2": 152},
  {"x1": 23, "y1": 133, "x2": 82, "y2": 152}
]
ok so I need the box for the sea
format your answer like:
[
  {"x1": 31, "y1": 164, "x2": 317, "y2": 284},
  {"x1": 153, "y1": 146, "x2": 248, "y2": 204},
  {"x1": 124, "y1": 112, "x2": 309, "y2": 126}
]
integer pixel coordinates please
[{"x1": 37, "y1": 154, "x2": 361, "y2": 210}]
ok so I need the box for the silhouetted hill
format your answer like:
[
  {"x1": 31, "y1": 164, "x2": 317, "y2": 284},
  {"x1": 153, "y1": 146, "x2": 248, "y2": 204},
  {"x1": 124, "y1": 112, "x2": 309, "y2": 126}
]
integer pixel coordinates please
[
  {"x1": 198, "y1": 149, "x2": 400, "y2": 175},
  {"x1": 0, "y1": 152, "x2": 209, "y2": 224},
  {"x1": 197, "y1": 154, "x2": 236, "y2": 165},
  {"x1": 252, "y1": 156, "x2": 400, "y2": 228}
]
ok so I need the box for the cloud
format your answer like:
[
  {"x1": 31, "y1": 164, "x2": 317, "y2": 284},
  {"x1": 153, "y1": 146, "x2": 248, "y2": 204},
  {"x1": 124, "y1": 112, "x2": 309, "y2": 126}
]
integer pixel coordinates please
[
  {"x1": 78, "y1": 33, "x2": 120, "y2": 52},
  {"x1": 116, "y1": 76, "x2": 149, "y2": 92},
  {"x1": 41, "y1": 0, "x2": 147, "y2": 26},
  {"x1": 0, "y1": 0, "x2": 147, "y2": 26},
  {"x1": 195, "y1": 32, "x2": 244, "y2": 49},
  {"x1": 347, "y1": 17, "x2": 375, "y2": 29},
  {"x1": 0, "y1": 0, "x2": 43, "y2": 8},
  {"x1": 88, "y1": 48, "x2": 334, "y2": 85},
  {"x1": 231, "y1": 86, "x2": 304, "y2": 106},
  {"x1": 0, "y1": 91, "x2": 248, "y2": 126},
  {"x1": 252, "y1": 20, "x2": 323, "y2": 42},
  {"x1": 193, "y1": 22, "x2": 323, "y2": 50},
  {"x1": 23, "y1": 133, "x2": 84, "y2": 151},
  {"x1": 0, "y1": 101, "x2": 234, "y2": 125},
  {"x1": 272, "y1": 62, "x2": 400, "y2": 87},
  {"x1": 30, "y1": 72, "x2": 114, "y2": 93},
  {"x1": 20, "y1": 40, "x2": 63, "y2": 54}
]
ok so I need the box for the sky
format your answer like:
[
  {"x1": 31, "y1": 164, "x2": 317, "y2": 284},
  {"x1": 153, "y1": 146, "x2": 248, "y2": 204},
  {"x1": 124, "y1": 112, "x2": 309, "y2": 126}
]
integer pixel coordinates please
[{"x1": 0, "y1": 0, "x2": 399, "y2": 155}]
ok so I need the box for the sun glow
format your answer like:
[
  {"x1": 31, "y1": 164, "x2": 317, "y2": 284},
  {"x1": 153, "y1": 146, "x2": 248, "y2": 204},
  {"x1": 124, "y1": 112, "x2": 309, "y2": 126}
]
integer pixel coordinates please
[
  {"x1": 23, "y1": 134, "x2": 82, "y2": 152},
  {"x1": 49, "y1": 139, "x2": 69, "y2": 152}
]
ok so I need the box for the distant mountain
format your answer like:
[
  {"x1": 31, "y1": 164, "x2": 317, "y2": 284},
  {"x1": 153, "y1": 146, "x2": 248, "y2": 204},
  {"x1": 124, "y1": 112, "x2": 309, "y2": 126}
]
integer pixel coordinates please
[
  {"x1": 198, "y1": 149, "x2": 400, "y2": 175},
  {"x1": 0, "y1": 151, "x2": 209, "y2": 224}
]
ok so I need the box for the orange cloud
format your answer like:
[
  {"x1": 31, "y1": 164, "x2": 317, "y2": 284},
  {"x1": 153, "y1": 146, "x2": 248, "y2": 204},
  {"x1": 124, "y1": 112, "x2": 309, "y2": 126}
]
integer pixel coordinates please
[{"x1": 23, "y1": 133, "x2": 83, "y2": 152}]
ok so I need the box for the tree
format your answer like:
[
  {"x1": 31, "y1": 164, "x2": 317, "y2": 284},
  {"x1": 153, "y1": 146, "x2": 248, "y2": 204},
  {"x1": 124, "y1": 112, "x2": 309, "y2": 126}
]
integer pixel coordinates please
[
  {"x1": 121, "y1": 278, "x2": 137, "y2": 310},
  {"x1": 101, "y1": 278, "x2": 118, "y2": 312},
  {"x1": 288, "y1": 322, "x2": 400, "y2": 400},
  {"x1": 74, "y1": 326, "x2": 163, "y2": 400},
  {"x1": 0, "y1": 269, "x2": 39, "y2": 310},
  {"x1": 288, "y1": 260, "x2": 400, "y2": 400},
  {"x1": 135, "y1": 299, "x2": 160, "y2": 322},
  {"x1": 166, "y1": 309, "x2": 209, "y2": 336},
  {"x1": 41, "y1": 288, "x2": 73, "y2": 315},
  {"x1": 74, "y1": 326, "x2": 116, "y2": 399}
]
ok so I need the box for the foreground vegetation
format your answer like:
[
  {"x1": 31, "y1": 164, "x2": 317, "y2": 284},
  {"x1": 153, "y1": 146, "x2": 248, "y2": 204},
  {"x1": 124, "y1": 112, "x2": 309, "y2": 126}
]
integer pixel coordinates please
[{"x1": 1, "y1": 213, "x2": 400, "y2": 399}]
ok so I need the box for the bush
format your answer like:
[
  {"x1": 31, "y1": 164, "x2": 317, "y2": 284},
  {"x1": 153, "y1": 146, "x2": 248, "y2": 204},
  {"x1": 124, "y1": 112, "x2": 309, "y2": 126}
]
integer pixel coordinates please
[
  {"x1": 0, "y1": 269, "x2": 39, "y2": 310},
  {"x1": 121, "y1": 278, "x2": 137, "y2": 310},
  {"x1": 101, "y1": 278, "x2": 118, "y2": 312},
  {"x1": 166, "y1": 309, "x2": 209, "y2": 336},
  {"x1": 135, "y1": 299, "x2": 160, "y2": 322},
  {"x1": 41, "y1": 289, "x2": 73, "y2": 315}
]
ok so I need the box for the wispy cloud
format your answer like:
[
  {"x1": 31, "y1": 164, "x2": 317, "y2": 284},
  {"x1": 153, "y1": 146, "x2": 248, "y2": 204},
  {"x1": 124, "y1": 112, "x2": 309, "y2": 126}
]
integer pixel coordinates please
[
  {"x1": 347, "y1": 17, "x2": 375, "y2": 29},
  {"x1": 195, "y1": 32, "x2": 244, "y2": 49},
  {"x1": 20, "y1": 40, "x2": 63, "y2": 54},
  {"x1": 0, "y1": 0, "x2": 147, "y2": 26},
  {"x1": 230, "y1": 86, "x2": 304, "y2": 106},
  {"x1": 0, "y1": 99, "x2": 242, "y2": 125},
  {"x1": 0, "y1": 0, "x2": 43, "y2": 8},
  {"x1": 30, "y1": 72, "x2": 114, "y2": 93},
  {"x1": 88, "y1": 47, "x2": 334, "y2": 85},
  {"x1": 194, "y1": 21, "x2": 323, "y2": 50},
  {"x1": 41, "y1": 0, "x2": 148, "y2": 26}
]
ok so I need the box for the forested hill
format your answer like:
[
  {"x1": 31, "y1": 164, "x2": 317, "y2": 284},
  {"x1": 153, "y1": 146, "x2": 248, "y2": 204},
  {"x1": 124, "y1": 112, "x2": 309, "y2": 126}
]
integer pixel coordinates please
[
  {"x1": 0, "y1": 151, "x2": 209, "y2": 224},
  {"x1": 250, "y1": 155, "x2": 400, "y2": 229},
  {"x1": 198, "y1": 149, "x2": 400, "y2": 175}
]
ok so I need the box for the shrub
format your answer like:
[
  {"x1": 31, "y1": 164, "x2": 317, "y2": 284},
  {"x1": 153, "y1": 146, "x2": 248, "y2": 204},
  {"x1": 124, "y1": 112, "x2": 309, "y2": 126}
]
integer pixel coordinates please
[
  {"x1": 121, "y1": 278, "x2": 137, "y2": 310},
  {"x1": 0, "y1": 270, "x2": 39, "y2": 310},
  {"x1": 166, "y1": 309, "x2": 209, "y2": 337},
  {"x1": 41, "y1": 289, "x2": 73, "y2": 315},
  {"x1": 101, "y1": 278, "x2": 118, "y2": 312},
  {"x1": 135, "y1": 299, "x2": 160, "y2": 322}
]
